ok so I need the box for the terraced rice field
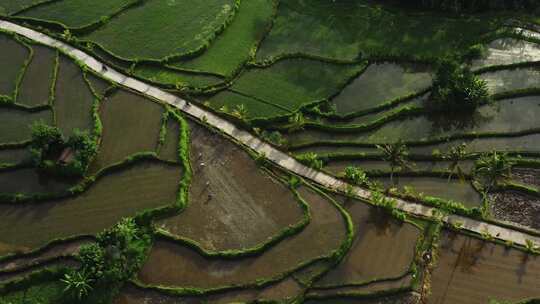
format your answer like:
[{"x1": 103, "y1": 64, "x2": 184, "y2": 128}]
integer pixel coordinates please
[
  {"x1": 429, "y1": 230, "x2": 540, "y2": 304},
  {"x1": 1, "y1": 1, "x2": 540, "y2": 303}
]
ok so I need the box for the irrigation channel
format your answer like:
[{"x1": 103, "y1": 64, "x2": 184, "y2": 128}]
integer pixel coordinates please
[{"x1": 2, "y1": 19, "x2": 539, "y2": 248}]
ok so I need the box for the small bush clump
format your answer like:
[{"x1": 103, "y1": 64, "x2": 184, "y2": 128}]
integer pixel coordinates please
[
  {"x1": 429, "y1": 59, "x2": 489, "y2": 112},
  {"x1": 29, "y1": 122, "x2": 97, "y2": 177},
  {"x1": 63, "y1": 218, "x2": 152, "y2": 301}
]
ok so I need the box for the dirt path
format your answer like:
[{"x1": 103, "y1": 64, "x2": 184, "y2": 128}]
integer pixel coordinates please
[{"x1": 1, "y1": 20, "x2": 539, "y2": 248}]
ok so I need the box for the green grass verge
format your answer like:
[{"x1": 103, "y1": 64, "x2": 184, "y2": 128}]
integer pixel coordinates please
[
  {"x1": 132, "y1": 63, "x2": 225, "y2": 89},
  {"x1": 204, "y1": 89, "x2": 291, "y2": 120}
]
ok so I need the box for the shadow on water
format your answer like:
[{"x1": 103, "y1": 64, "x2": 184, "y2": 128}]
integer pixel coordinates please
[
  {"x1": 367, "y1": 206, "x2": 400, "y2": 236},
  {"x1": 425, "y1": 106, "x2": 494, "y2": 136}
]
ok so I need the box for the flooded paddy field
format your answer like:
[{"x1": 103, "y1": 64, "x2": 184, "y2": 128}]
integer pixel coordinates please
[
  {"x1": 428, "y1": 230, "x2": 540, "y2": 304},
  {"x1": 158, "y1": 120, "x2": 306, "y2": 252},
  {"x1": 16, "y1": 44, "x2": 56, "y2": 107},
  {"x1": 333, "y1": 62, "x2": 432, "y2": 115},
  {"x1": 2, "y1": 1, "x2": 540, "y2": 302},
  {"x1": 138, "y1": 186, "x2": 347, "y2": 289},
  {"x1": 0, "y1": 160, "x2": 181, "y2": 256},
  {"x1": 89, "y1": 89, "x2": 164, "y2": 172},
  {"x1": 53, "y1": 55, "x2": 96, "y2": 137},
  {"x1": 314, "y1": 195, "x2": 422, "y2": 287}
]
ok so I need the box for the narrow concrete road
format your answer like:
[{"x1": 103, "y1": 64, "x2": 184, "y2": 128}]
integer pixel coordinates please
[{"x1": 2, "y1": 20, "x2": 539, "y2": 249}]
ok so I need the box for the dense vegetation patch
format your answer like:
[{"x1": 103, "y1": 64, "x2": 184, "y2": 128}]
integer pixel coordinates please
[
  {"x1": 428, "y1": 59, "x2": 490, "y2": 111},
  {"x1": 64, "y1": 218, "x2": 151, "y2": 301},
  {"x1": 29, "y1": 122, "x2": 97, "y2": 177}
]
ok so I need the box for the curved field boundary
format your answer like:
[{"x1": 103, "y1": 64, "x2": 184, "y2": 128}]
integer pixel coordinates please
[
  {"x1": 0, "y1": 256, "x2": 77, "y2": 284},
  {"x1": 133, "y1": 180, "x2": 354, "y2": 296},
  {"x1": 77, "y1": 0, "x2": 241, "y2": 63},
  {"x1": 3, "y1": 20, "x2": 538, "y2": 250},
  {"x1": 0, "y1": 235, "x2": 93, "y2": 268},
  {"x1": 154, "y1": 175, "x2": 312, "y2": 259},
  {"x1": 288, "y1": 127, "x2": 540, "y2": 151},
  {"x1": 12, "y1": 0, "x2": 143, "y2": 34},
  {"x1": 0, "y1": 152, "x2": 175, "y2": 204}
]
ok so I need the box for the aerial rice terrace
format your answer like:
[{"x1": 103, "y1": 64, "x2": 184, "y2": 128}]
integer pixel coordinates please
[{"x1": 1, "y1": 0, "x2": 540, "y2": 303}]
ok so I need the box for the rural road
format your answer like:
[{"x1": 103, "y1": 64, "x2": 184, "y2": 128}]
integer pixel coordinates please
[{"x1": 2, "y1": 19, "x2": 540, "y2": 249}]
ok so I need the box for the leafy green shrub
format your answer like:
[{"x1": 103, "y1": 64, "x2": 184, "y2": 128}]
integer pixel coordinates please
[
  {"x1": 344, "y1": 166, "x2": 368, "y2": 185},
  {"x1": 297, "y1": 152, "x2": 323, "y2": 170},
  {"x1": 29, "y1": 122, "x2": 97, "y2": 177},
  {"x1": 287, "y1": 112, "x2": 306, "y2": 132},
  {"x1": 70, "y1": 218, "x2": 152, "y2": 300},
  {"x1": 232, "y1": 104, "x2": 248, "y2": 120},
  {"x1": 61, "y1": 269, "x2": 93, "y2": 300},
  {"x1": 429, "y1": 59, "x2": 489, "y2": 112},
  {"x1": 474, "y1": 151, "x2": 515, "y2": 189},
  {"x1": 288, "y1": 175, "x2": 301, "y2": 189},
  {"x1": 261, "y1": 130, "x2": 286, "y2": 147},
  {"x1": 30, "y1": 122, "x2": 64, "y2": 159}
]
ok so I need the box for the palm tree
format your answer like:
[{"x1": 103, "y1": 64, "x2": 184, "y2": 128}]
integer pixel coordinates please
[
  {"x1": 474, "y1": 151, "x2": 515, "y2": 191},
  {"x1": 232, "y1": 104, "x2": 248, "y2": 120},
  {"x1": 445, "y1": 143, "x2": 468, "y2": 182},
  {"x1": 288, "y1": 112, "x2": 305, "y2": 132},
  {"x1": 61, "y1": 270, "x2": 93, "y2": 300},
  {"x1": 377, "y1": 141, "x2": 409, "y2": 183}
]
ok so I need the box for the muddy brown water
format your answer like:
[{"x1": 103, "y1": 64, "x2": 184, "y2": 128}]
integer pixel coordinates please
[
  {"x1": 0, "y1": 257, "x2": 78, "y2": 284},
  {"x1": 138, "y1": 186, "x2": 347, "y2": 289},
  {"x1": 0, "y1": 167, "x2": 76, "y2": 196},
  {"x1": 0, "y1": 148, "x2": 31, "y2": 165},
  {"x1": 333, "y1": 62, "x2": 432, "y2": 115},
  {"x1": 0, "y1": 33, "x2": 29, "y2": 97},
  {"x1": 428, "y1": 230, "x2": 540, "y2": 304},
  {"x1": 315, "y1": 196, "x2": 421, "y2": 287},
  {"x1": 89, "y1": 89, "x2": 163, "y2": 172},
  {"x1": 305, "y1": 292, "x2": 419, "y2": 304},
  {"x1": 53, "y1": 55, "x2": 95, "y2": 137},
  {"x1": 310, "y1": 274, "x2": 413, "y2": 297},
  {"x1": 0, "y1": 108, "x2": 52, "y2": 143},
  {"x1": 158, "y1": 120, "x2": 305, "y2": 252},
  {"x1": 0, "y1": 160, "x2": 181, "y2": 256},
  {"x1": 16, "y1": 44, "x2": 56, "y2": 107},
  {"x1": 0, "y1": 237, "x2": 92, "y2": 272},
  {"x1": 84, "y1": 71, "x2": 111, "y2": 97},
  {"x1": 115, "y1": 277, "x2": 303, "y2": 304}
]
